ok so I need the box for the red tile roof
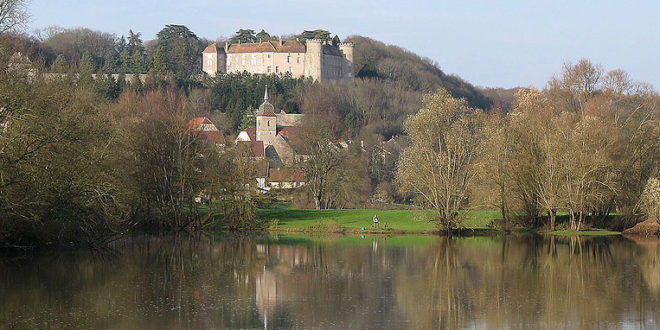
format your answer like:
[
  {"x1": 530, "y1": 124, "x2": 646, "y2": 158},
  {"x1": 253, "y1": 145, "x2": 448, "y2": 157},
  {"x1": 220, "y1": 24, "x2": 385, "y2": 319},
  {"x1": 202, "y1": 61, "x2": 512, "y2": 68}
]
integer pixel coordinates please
[
  {"x1": 203, "y1": 43, "x2": 220, "y2": 53},
  {"x1": 243, "y1": 127, "x2": 257, "y2": 141},
  {"x1": 187, "y1": 117, "x2": 212, "y2": 131},
  {"x1": 252, "y1": 141, "x2": 264, "y2": 157},
  {"x1": 228, "y1": 40, "x2": 306, "y2": 54},
  {"x1": 255, "y1": 159, "x2": 270, "y2": 178},
  {"x1": 195, "y1": 131, "x2": 226, "y2": 145},
  {"x1": 268, "y1": 168, "x2": 305, "y2": 182},
  {"x1": 236, "y1": 140, "x2": 264, "y2": 157}
]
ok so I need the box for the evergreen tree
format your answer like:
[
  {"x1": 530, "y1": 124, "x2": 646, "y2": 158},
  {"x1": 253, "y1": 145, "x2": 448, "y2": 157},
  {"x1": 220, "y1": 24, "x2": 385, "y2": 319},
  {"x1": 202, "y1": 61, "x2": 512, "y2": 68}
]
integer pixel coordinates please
[
  {"x1": 103, "y1": 51, "x2": 120, "y2": 73},
  {"x1": 131, "y1": 50, "x2": 147, "y2": 74},
  {"x1": 152, "y1": 45, "x2": 169, "y2": 74},
  {"x1": 256, "y1": 29, "x2": 270, "y2": 42},
  {"x1": 332, "y1": 35, "x2": 340, "y2": 47},
  {"x1": 52, "y1": 54, "x2": 68, "y2": 73},
  {"x1": 239, "y1": 106, "x2": 256, "y2": 130},
  {"x1": 155, "y1": 24, "x2": 202, "y2": 77},
  {"x1": 119, "y1": 49, "x2": 131, "y2": 73},
  {"x1": 229, "y1": 29, "x2": 257, "y2": 44}
]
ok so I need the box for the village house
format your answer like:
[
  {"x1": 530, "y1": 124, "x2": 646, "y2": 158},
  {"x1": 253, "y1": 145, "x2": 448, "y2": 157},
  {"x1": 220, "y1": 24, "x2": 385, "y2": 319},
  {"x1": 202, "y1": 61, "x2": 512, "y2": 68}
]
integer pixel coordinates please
[
  {"x1": 186, "y1": 116, "x2": 226, "y2": 148},
  {"x1": 202, "y1": 39, "x2": 354, "y2": 81}
]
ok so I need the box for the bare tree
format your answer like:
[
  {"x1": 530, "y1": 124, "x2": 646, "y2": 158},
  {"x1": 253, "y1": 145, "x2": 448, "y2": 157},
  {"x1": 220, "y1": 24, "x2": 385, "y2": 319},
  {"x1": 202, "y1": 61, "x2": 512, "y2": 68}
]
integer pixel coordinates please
[
  {"x1": 0, "y1": 0, "x2": 29, "y2": 34},
  {"x1": 397, "y1": 89, "x2": 482, "y2": 232}
]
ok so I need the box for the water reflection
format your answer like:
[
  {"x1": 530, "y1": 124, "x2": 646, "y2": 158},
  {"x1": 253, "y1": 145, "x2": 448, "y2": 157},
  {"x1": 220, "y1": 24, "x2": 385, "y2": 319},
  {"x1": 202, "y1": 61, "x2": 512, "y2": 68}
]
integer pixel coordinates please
[{"x1": 1, "y1": 234, "x2": 659, "y2": 329}]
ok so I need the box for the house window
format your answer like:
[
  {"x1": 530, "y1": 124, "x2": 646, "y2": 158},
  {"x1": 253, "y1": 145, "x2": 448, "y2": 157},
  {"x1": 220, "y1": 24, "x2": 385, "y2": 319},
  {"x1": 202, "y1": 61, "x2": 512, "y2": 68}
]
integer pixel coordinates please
[
  {"x1": 207, "y1": 54, "x2": 212, "y2": 59},
  {"x1": 207, "y1": 60, "x2": 213, "y2": 66},
  {"x1": 267, "y1": 66, "x2": 271, "y2": 73},
  {"x1": 287, "y1": 55, "x2": 291, "y2": 63},
  {"x1": 297, "y1": 57, "x2": 301, "y2": 63},
  {"x1": 267, "y1": 120, "x2": 271, "y2": 127},
  {"x1": 268, "y1": 53, "x2": 271, "y2": 58},
  {"x1": 275, "y1": 66, "x2": 280, "y2": 73},
  {"x1": 241, "y1": 55, "x2": 245, "y2": 65},
  {"x1": 289, "y1": 66, "x2": 293, "y2": 73},
  {"x1": 252, "y1": 54, "x2": 256, "y2": 65}
]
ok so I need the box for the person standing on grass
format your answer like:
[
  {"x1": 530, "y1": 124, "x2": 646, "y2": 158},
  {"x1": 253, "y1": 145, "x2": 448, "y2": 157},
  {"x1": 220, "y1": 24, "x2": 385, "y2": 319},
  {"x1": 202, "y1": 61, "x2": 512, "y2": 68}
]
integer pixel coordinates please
[{"x1": 373, "y1": 214, "x2": 379, "y2": 228}]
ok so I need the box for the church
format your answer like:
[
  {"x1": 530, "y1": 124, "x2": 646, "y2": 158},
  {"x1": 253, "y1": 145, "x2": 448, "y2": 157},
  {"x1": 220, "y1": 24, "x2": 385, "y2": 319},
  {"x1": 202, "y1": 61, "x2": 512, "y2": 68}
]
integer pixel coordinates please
[{"x1": 235, "y1": 87, "x2": 306, "y2": 165}]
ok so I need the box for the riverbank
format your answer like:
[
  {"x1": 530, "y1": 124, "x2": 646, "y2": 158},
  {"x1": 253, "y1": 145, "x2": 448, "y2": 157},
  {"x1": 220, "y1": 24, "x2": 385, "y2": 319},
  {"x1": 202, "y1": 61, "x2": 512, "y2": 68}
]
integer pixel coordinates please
[{"x1": 256, "y1": 205, "x2": 621, "y2": 236}]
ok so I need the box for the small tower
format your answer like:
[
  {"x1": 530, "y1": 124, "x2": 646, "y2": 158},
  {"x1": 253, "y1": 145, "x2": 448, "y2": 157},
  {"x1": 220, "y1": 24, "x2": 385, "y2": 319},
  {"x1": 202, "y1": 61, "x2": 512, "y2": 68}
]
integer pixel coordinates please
[
  {"x1": 202, "y1": 43, "x2": 226, "y2": 76},
  {"x1": 256, "y1": 86, "x2": 277, "y2": 146},
  {"x1": 304, "y1": 39, "x2": 323, "y2": 81},
  {"x1": 339, "y1": 42, "x2": 355, "y2": 78}
]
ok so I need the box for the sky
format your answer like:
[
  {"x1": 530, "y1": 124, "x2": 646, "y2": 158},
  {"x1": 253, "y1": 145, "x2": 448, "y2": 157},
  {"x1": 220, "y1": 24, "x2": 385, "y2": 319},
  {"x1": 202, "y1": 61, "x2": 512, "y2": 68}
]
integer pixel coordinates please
[{"x1": 28, "y1": 0, "x2": 660, "y2": 89}]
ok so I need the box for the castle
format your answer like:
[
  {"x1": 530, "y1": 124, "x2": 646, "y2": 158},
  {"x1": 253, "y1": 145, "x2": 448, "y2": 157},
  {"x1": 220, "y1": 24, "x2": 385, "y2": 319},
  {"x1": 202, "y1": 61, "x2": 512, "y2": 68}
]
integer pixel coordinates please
[{"x1": 202, "y1": 39, "x2": 354, "y2": 81}]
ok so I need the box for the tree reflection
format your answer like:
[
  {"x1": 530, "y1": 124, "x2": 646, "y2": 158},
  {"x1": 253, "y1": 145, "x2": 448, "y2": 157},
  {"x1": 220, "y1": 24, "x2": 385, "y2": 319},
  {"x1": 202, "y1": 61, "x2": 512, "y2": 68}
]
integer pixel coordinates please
[{"x1": 0, "y1": 234, "x2": 659, "y2": 328}]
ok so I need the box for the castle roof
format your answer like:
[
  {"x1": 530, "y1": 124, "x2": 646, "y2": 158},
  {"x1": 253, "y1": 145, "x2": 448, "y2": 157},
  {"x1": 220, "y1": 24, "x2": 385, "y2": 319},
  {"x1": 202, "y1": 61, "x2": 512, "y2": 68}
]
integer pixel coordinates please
[
  {"x1": 227, "y1": 40, "x2": 306, "y2": 54},
  {"x1": 202, "y1": 43, "x2": 221, "y2": 53}
]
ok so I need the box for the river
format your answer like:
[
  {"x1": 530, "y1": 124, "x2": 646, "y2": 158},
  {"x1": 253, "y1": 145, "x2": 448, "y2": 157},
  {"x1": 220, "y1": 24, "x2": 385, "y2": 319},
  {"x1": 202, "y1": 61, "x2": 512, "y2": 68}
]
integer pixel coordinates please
[{"x1": 1, "y1": 234, "x2": 659, "y2": 329}]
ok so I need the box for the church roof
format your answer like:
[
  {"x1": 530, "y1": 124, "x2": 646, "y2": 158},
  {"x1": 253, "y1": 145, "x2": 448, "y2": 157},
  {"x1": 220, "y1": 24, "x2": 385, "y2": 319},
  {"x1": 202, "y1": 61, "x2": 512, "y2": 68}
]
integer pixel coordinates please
[
  {"x1": 227, "y1": 40, "x2": 306, "y2": 54},
  {"x1": 257, "y1": 86, "x2": 276, "y2": 116}
]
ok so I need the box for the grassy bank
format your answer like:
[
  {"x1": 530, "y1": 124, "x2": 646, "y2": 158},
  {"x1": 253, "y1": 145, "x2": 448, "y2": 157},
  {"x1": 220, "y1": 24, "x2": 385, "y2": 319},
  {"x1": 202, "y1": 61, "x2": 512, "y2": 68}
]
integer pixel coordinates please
[
  {"x1": 257, "y1": 204, "x2": 621, "y2": 236},
  {"x1": 259, "y1": 204, "x2": 500, "y2": 234}
]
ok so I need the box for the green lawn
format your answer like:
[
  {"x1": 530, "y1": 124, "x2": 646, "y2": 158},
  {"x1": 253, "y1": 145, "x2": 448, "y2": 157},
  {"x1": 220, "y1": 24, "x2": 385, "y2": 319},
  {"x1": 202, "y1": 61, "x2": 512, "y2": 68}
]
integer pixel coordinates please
[
  {"x1": 549, "y1": 229, "x2": 621, "y2": 236},
  {"x1": 258, "y1": 204, "x2": 500, "y2": 233}
]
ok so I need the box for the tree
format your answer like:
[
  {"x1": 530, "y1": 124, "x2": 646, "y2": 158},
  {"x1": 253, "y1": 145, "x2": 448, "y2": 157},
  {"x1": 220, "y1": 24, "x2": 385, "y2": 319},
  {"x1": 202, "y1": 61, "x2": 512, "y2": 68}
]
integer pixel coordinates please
[
  {"x1": 51, "y1": 54, "x2": 68, "y2": 73},
  {"x1": 229, "y1": 29, "x2": 257, "y2": 44},
  {"x1": 238, "y1": 106, "x2": 256, "y2": 130},
  {"x1": 397, "y1": 89, "x2": 482, "y2": 232},
  {"x1": 639, "y1": 177, "x2": 660, "y2": 220},
  {"x1": 332, "y1": 35, "x2": 340, "y2": 46},
  {"x1": 256, "y1": 29, "x2": 270, "y2": 42},
  {"x1": 0, "y1": 0, "x2": 28, "y2": 33},
  {"x1": 155, "y1": 24, "x2": 203, "y2": 77},
  {"x1": 102, "y1": 51, "x2": 120, "y2": 73},
  {"x1": 300, "y1": 135, "x2": 344, "y2": 210},
  {"x1": 152, "y1": 44, "x2": 168, "y2": 74},
  {"x1": 300, "y1": 29, "x2": 332, "y2": 42}
]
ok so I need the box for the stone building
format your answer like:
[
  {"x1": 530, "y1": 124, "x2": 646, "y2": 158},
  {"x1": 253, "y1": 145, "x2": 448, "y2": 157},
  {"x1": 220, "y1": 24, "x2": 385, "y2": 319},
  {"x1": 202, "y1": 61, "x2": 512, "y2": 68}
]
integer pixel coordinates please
[
  {"x1": 236, "y1": 87, "x2": 305, "y2": 165},
  {"x1": 202, "y1": 39, "x2": 354, "y2": 81}
]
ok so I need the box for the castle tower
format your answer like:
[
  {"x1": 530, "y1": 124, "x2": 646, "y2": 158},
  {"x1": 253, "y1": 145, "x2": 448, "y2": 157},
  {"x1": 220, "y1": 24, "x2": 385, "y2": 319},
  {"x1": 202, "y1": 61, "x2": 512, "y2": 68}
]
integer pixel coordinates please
[
  {"x1": 304, "y1": 39, "x2": 323, "y2": 81},
  {"x1": 256, "y1": 86, "x2": 277, "y2": 146},
  {"x1": 202, "y1": 43, "x2": 226, "y2": 76},
  {"x1": 338, "y1": 43, "x2": 355, "y2": 78}
]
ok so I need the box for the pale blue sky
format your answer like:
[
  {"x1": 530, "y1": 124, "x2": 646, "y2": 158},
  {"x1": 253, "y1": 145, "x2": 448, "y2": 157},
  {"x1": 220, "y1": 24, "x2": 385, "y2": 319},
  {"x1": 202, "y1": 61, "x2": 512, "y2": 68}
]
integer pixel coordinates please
[{"x1": 29, "y1": 0, "x2": 660, "y2": 89}]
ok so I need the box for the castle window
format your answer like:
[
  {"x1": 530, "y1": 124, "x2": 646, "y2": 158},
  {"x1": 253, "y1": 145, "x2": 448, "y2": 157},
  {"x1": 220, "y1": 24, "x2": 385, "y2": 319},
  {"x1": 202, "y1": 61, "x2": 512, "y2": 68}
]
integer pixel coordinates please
[
  {"x1": 287, "y1": 55, "x2": 291, "y2": 63},
  {"x1": 268, "y1": 53, "x2": 271, "y2": 59},
  {"x1": 267, "y1": 66, "x2": 271, "y2": 73},
  {"x1": 208, "y1": 60, "x2": 212, "y2": 66},
  {"x1": 207, "y1": 54, "x2": 212, "y2": 59},
  {"x1": 289, "y1": 66, "x2": 293, "y2": 73},
  {"x1": 267, "y1": 120, "x2": 271, "y2": 127},
  {"x1": 297, "y1": 57, "x2": 301, "y2": 63},
  {"x1": 252, "y1": 55, "x2": 256, "y2": 65},
  {"x1": 275, "y1": 66, "x2": 280, "y2": 73}
]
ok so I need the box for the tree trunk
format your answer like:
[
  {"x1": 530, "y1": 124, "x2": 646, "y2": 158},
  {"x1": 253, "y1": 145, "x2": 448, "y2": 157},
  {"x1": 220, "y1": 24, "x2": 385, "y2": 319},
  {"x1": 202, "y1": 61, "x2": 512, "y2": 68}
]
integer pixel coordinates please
[{"x1": 550, "y1": 210, "x2": 556, "y2": 231}]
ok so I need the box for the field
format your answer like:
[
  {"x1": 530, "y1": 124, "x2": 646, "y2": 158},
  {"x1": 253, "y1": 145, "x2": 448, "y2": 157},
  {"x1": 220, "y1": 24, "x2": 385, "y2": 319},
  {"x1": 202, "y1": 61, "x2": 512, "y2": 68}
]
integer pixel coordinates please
[
  {"x1": 256, "y1": 204, "x2": 621, "y2": 236},
  {"x1": 257, "y1": 204, "x2": 500, "y2": 233}
]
